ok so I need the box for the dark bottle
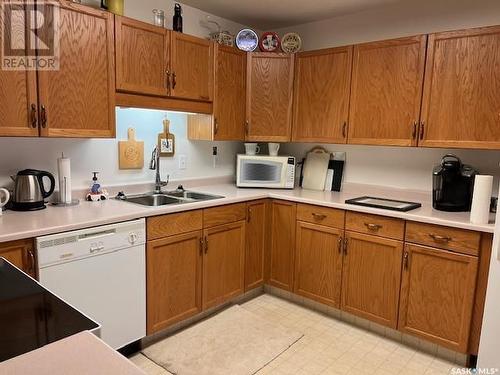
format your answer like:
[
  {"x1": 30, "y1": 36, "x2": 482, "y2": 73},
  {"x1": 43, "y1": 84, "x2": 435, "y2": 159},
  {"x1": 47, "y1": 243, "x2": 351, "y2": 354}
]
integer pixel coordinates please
[{"x1": 173, "y1": 3, "x2": 183, "y2": 32}]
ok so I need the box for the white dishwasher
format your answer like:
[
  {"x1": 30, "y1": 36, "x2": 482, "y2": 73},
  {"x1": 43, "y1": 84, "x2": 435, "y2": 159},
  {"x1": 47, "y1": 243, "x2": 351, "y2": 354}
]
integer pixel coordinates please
[{"x1": 36, "y1": 219, "x2": 146, "y2": 350}]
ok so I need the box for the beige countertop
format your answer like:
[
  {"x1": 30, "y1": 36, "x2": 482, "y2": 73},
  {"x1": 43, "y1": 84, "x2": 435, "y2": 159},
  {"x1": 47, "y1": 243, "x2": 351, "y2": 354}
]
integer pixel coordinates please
[
  {"x1": 0, "y1": 331, "x2": 145, "y2": 375},
  {"x1": 0, "y1": 183, "x2": 495, "y2": 243}
]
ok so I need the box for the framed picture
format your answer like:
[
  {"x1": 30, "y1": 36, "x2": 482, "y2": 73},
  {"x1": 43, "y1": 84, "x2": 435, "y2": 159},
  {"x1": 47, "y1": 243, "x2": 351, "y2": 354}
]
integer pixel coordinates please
[{"x1": 158, "y1": 119, "x2": 175, "y2": 156}]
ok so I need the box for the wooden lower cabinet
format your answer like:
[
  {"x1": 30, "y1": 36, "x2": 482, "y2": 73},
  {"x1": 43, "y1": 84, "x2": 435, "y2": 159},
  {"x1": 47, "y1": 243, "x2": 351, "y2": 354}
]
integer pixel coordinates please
[
  {"x1": 269, "y1": 200, "x2": 297, "y2": 291},
  {"x1": 398, "y1": 244, "x2": 478, "y2": 352},
  {"x1": 146, "y1": 231, "x2": 203, "y2": 334},
  {"x1": 245, "y1": 200, "x2": 268, "y2": 291},
  {"x1": 202, "y1": 221, "x2": 245, "y2": 310},
  {"x1": 294, "y1": 222, "x2": 343, "y2": 307},
  {"x1": 0, "y1": 239, "x2": 36, "y2": 278},
  {"x1": 341, "y1": 232, "x2": 403, "y2": 328}
]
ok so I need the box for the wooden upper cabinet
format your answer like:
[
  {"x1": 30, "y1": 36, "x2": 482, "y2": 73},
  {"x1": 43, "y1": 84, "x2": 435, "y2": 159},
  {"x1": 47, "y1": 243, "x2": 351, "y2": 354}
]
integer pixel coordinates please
[
  {"x1": 146, "y1": 231, "x2": 202, "y2": 334},
  {"x1": 246, "y1": 53, "x2": 294, "y2": 141},
  {"x1": 214, "y1": 45, "x2": 246, "y2": 140},
  {"x1": 399, "y1": 244, "x2": 478, "y2": 352},
  {"x1": 202, "y1": 221, "x2": 245, "y2": 310},
  {"x1": 37, "y1": 2, "x2": 115, "y2": 137},
  {"x1": 294, "y1": 222, "x2": 343, "y2": 308},
  {"x1": 420, "y1": 26, "x2": 500, "y2": 149},
  {"x1": 348, "y1": 36, "x2": 427, "y2": 146},
  {"x1": 269, "y1": 200, "x2": 296, "y2": 291},
  {"x1": 170, "y1": 32, "x2": 214, "y2": 101},
  {"x1": 342, "y1": 232, "x2": 403, "y2": 328},
  {"x1": 245, "y1": 200, "x2": 268, "y2": 291},
  {"x1": 0, "y1": 1, "x2": 38, "y2": 137},
  {"x1": 292, "y1": 47, "x2": 353, "y2": 143},
  {"x1": 115, "y1": 16, "x2": 168, "y2": 97}
]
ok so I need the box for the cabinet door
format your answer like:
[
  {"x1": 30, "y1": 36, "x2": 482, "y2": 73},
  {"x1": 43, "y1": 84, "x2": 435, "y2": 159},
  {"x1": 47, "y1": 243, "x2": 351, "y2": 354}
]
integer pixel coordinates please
[
  {"x1": 0, "y1": 239, "x2": 35, "y2": 278},
  {"x1": 203, "y1": 221, "x2": 245, "y2": 310},
  {"x1": 292, "y1": 47, "x2": 352, "y2": 143},
  {"x1": 420, "y1": 26, "x2": 500, "y2": 149},
  {"x1": 342, "y1": 232, "x2": 403, "y2": 328},
  {"x1": 115, "y1": 16, "x2": 168, "y2": 97},
  {"x1": 246, "y1": 53, "x2": 294, "y2": 142},
  {"x1": 348, "y1": 36, "x2": 426, "y2": 146},
  {"x1": 147, "y1": 231, "x2": 202, "y2": 334},
  {"x1": 269, "y1": 200, "x2": 296, "y2": 291},
  {"x1": 214, "y1": 45, "x2": 246, "y2": 140},
  {"x1": 0, "y1": 1, "x2": 38, "y2": 137},
  {"x1": 37, "y1": 2, "x2": 115, "y2": 137},
  {"x1": 170, "y1": 32, "x2": 214, "y2": 102},
  {"x1": 294, "y1": 222, "x2": 343, "y2": 308},
  {"x1": 399, "y1": 244, "x2": 478, "y2": 352},
  {"x1": 245, "y1": 200, "x2": 268, "y2": 291}
]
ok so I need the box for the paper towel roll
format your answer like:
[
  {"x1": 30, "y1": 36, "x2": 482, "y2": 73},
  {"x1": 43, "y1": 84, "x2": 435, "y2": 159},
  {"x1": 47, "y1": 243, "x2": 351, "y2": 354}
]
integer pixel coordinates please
[
  {"x1": 57, "y1": 154, "x2": 72, "y2": 204},
  {"x1": 470, "y1": 175, "x2": 493, "y2": 225}
]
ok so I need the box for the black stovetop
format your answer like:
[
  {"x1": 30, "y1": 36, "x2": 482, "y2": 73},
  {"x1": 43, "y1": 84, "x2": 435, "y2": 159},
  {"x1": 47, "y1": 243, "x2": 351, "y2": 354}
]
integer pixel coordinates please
[{"x1": 0, "y1": 258, "x2": 99, "y2": 362}]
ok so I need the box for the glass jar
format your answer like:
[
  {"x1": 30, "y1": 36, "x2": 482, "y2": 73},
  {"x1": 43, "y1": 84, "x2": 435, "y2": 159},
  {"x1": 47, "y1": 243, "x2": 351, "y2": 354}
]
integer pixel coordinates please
[{"x1": 152, "y1": 9, "x2": 165, "y2": 27}]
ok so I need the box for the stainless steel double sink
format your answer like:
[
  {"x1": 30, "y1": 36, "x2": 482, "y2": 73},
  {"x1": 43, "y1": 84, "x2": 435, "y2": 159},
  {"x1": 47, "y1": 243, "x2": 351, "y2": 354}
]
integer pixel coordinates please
[{"x1": 118, "y1": 190, "x2": 224, "y2": 207}]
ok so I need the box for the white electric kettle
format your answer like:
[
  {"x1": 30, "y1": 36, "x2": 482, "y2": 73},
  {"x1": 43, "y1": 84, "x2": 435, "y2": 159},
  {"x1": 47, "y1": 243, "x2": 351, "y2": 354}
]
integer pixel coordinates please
[{"x1": 0, "y1": 188, "x2": 10, "y2": 216}]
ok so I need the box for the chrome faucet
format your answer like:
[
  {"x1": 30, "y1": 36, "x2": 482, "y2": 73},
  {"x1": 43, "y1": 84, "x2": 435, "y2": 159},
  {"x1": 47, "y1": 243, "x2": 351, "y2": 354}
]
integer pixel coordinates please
[{"x1": 149, "y1": 146, "x2": 169, "y2": 194}]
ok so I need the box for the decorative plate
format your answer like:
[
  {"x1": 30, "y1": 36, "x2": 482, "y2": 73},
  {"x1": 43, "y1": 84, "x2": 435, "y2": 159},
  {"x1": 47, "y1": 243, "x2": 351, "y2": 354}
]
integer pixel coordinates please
[
  {"x1": 259, "y1": 32, "x2": 280, "y2": 52},
  {"x1": 236, "y1": 29, "x2": 259, "y2": 52},
  {"x1": 281, "y1": 32, "x2": 302, "y2": 53}
]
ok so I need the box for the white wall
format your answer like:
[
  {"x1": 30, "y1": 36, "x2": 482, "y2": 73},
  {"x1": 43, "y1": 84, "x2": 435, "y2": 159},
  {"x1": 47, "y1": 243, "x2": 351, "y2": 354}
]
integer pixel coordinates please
[
  {"x1": 281, "y1": 143, "x2": 500, "y2": 192},
  {"x1": 478, "y1": 186, "x2": 500, "y2": 368},
  {"x1": 81, "y1": 0, "x2": 249, "y2": 38},
  {"x1": 0, "y1": 109, "x2": 241, "y2": 190},
  {"x1": 276, "y1": 0, "x2": 500, "y2": 50}
]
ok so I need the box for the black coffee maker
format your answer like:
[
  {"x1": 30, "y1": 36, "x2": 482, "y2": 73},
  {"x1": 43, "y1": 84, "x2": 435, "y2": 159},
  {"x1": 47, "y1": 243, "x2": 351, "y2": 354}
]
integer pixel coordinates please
[{"x1": 433, "y1": 155, "x2": 477, "y2": 212}]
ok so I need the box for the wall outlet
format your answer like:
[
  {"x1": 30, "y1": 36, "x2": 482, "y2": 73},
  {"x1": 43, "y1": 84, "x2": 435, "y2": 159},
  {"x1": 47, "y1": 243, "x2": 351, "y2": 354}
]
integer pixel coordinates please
[
  {"x1": 212, "y1": 147, "x2": 219, "y2": 168},
  {"x1": 178, "y1": 154, "x2": 187, "y2": 170}
]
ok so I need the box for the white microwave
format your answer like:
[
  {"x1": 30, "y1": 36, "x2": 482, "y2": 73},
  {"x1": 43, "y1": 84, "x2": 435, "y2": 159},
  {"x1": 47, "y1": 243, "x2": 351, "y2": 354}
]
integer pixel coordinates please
[{"x1": 236, "y1": 154, "x2": 296, "y2": 189}]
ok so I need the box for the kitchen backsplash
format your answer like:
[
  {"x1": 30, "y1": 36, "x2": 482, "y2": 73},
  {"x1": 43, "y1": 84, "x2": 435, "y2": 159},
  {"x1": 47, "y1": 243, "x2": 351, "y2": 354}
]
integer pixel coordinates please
[
  {"x1": 0, "y1": 108, "x2": 241, "y2": 191},
  {"x1": 280, "y1": 143, "x2": 500, "y2": 193}
]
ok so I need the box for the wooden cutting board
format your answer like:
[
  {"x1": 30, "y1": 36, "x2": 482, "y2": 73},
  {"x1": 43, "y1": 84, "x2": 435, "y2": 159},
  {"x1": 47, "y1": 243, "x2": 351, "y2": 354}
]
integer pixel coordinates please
[{"x1": 119, "y1": 128, "x2": 144, "y2": 169}]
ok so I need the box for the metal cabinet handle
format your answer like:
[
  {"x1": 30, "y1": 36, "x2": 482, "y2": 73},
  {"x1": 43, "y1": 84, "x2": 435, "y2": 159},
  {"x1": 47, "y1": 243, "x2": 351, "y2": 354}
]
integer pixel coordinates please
[
  {"x1": 412, "y1": 121, "x2": 418, "y2": 140},
  {"x1": 28, "y1": 249, "x2": 35, "y2": 275},
  {"x1": 429, "y1": 233, "x2": 452, "y2": 243},
  {"x1": 204, "y1": 236, "x2": 208, "y2": 254},
  {"x1": 245, "y1": 121, "x2": 249, "y2": 136},
  {"x1": 166, "y1": 70, "x2": 171, "y2": 91},
  {"x1": 419, "y1": 121, "x2": 425, "y2": 140},
  {"x1": 30, "y1": 104, "x2": 37, "y2": 128},
  {"x1": 172, "y1": 72, "x2": 177, "y2": 89},
  {"x1": 365, "y1": 223, "x2": 382, "y2": 231},
  {"x1": 337, "y1": 237, "x2": 343, "y2": 254},
  {"x1": 40, "y1": 105, "x2": 47, "y2": 128},
  {"x1": 312, "y1": 213, "x2": 327, "y2": 220},
  {"x1": 403, "y1": 251, "x2": 409, "y2": 270},
  {"x1": 214, "y1": 118, "x2": 219, "y2": 135},
  {"x1": 199, "y1": 237, "x2": 204, "y2": 255},
  {"x1": 342, "y1": 122, "x2": 347, "y2": 139},
  {"x1": 247, "y1": 207, "x2": 252, "y2": 223},
  {"x1": 343, "y1": 238, "x2": 349, "y2": 255}
]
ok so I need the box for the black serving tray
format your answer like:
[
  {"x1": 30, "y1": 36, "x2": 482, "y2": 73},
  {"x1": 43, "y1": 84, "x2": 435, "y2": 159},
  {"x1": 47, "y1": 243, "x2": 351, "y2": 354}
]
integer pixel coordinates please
[{"x1": 345, "y1": 196, "x2": 422, "y2": 212}]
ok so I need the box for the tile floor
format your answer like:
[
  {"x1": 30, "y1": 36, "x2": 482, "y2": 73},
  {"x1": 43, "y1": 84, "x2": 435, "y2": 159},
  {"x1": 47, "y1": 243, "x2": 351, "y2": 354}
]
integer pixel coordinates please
[{"x1": 130, "y1": 294, "x2": 458, "y2": 374}]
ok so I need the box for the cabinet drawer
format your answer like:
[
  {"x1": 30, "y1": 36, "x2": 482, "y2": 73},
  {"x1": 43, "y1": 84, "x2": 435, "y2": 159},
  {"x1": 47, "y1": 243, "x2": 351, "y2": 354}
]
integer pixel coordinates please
[
  {"x1": 345, "y1": 212, "x2": 405, "y2": 240},
  {"x1": 203, "y1": 203, "x2": 246, "y2": 228},
  {"x1": 296, "y1": 204, "x2": 345, "y2": 228},
  {"x1": 147, "y1": 210, "x2": 203, "y2": 240},
  {"x1": 405, "y1": 222, "x2": 480, "y2": 256}
]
